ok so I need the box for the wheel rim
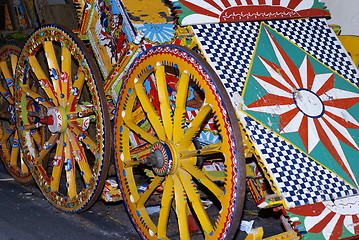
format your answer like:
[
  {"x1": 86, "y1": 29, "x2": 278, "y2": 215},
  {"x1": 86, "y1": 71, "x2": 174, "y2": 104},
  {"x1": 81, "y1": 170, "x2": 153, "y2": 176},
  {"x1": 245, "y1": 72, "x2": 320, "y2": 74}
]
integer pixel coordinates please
[
  {"x1": 0, "y1": 43, "x2": 32, "y2": 183},
  {"x1": 114, "y1": 45, "x2": 246, "y2": 239},
  {"x1": 15, "y1": 25, "x2": 111, "y2": 212}
]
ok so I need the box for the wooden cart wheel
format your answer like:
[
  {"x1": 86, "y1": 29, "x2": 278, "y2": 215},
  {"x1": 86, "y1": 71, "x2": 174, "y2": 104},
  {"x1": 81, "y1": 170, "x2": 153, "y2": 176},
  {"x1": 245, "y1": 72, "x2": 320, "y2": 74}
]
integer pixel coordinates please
[
  {"x1": 114, "y1": 45, "x2": 246, "y2": 239},
  {"x1": 0, "y1": 43, "x2": 32, "y2": 183},
  {"x1": 15, "y1": 25, "x2": 111, "y2": 212}
]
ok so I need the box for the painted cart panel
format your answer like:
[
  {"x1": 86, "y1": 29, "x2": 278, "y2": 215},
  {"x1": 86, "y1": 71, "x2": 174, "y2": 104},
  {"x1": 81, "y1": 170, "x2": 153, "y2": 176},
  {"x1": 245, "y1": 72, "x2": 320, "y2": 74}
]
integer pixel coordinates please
[
  {"x1": 188, "y1": 17, "x2": 359, "y2": 239},
  {"x1": 170, "y1": 0, "x2": 330, "y2": 25}
]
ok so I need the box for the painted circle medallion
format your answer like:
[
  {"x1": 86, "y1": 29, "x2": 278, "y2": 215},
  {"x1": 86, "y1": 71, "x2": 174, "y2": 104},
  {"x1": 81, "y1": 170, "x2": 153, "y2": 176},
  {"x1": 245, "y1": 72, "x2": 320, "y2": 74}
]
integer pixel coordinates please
[{"x1": 293, "y1": 89, "x2": 324, "y2": 118}]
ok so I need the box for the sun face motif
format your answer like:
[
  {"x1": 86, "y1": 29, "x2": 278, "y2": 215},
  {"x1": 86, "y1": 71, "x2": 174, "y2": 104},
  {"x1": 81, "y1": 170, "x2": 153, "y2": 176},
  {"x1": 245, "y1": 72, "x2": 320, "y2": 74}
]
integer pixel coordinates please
[{"x1": 243, "y1": 25, "x2": 359, "y2": 186}]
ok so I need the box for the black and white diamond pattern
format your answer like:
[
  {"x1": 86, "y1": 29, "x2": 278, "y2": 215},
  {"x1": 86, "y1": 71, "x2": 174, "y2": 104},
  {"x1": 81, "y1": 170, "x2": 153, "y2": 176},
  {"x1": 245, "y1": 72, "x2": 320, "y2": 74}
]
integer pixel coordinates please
[
  {"x1": 241, "y1": 114, "x2": 358, "y2": 207},
  {"x1": 192, "y1": 18, "x2": 359, "y2": 207},
  {"x1": 193, "y1": 21, "x2": 260, "y2": 97}
]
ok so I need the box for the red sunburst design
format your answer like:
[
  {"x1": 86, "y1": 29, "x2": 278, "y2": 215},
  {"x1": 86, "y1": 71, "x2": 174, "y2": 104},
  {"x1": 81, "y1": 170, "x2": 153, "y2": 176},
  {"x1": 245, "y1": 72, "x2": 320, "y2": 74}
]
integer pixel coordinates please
[
  {"x1": 178, "y1": 0, "x2": 329, "y2": 23},
  {"x1": 288, "y1": 195, "x2": 359, "y2": 240},
  {"x1": 246, "y1": 27, "x2": 359, "y2": 186}
]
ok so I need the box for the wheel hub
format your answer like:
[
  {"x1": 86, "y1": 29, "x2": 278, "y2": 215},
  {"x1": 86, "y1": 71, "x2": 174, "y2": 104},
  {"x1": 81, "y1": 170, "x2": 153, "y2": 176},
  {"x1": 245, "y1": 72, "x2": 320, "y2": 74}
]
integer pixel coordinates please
[
  {"x1": 143, "y1": 142, "x2": 177, "y2": 176},
  {"x1": 47, "y1": 107, "x2": 67, "y2": 133}
]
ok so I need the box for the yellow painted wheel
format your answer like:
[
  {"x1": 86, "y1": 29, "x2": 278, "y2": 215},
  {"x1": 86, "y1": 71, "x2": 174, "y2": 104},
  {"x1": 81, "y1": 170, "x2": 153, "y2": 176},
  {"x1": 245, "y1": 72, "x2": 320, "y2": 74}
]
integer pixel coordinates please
[
  {"x1": 15, "y1": 25, "x2": 111, "y2": 212},
  {"x1": 0, "y1": 43, "x2": 32, "y2": 183},
  {"x1": 114, "y1": 45, "x2": 246, "y2": 239}
]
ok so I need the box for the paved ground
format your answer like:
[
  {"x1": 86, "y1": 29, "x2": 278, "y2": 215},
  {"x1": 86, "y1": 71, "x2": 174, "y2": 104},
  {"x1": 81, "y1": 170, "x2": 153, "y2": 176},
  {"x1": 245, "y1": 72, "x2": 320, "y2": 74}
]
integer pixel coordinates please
[
  {"x1": 0, "y1": 164, "x2": 138, "y2": 240},
  {"x1": 0, "y1": 163, "x2": 284, "y2": 240}
]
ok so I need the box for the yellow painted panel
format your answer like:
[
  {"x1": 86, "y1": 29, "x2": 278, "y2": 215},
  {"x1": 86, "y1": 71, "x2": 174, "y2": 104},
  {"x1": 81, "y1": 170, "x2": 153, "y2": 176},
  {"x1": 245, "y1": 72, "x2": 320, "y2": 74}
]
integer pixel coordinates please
[
  {"x1": 122, "y1": 0, "x2": 171, "y2": 23},
  {"x1": 339, "y1": 35, "x2": 359, "y2": 68},
  {"x1": 88, "y1": 0, "x2": 128, "y2": 78}
]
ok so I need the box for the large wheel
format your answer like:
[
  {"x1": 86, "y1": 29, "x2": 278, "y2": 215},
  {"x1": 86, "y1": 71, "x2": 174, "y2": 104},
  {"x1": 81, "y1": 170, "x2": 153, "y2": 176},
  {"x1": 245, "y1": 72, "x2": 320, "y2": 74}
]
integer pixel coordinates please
[
  {"x1": 14, "y1": 25, "x2": 111, "y2": 212},
  {"x1": 114, "y1": 45, "x2": 246, "y2": 239},
  {"x1": 0, "y1": 43, "x2": 32, "y2": 183}
]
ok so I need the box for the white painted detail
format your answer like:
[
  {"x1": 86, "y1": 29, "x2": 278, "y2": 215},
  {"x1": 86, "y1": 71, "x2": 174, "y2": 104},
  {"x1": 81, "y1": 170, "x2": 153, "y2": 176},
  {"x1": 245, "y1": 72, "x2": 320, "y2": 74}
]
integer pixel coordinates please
[
  {"x1": 47, "y1": 108, "x2": 63, "y2": 133},
  {"x1": 25, "y1": 132, "x2": 36, "y2": 158},
  {"x1": 294, "y1": 89, "x2": 324, "y2": 118}
]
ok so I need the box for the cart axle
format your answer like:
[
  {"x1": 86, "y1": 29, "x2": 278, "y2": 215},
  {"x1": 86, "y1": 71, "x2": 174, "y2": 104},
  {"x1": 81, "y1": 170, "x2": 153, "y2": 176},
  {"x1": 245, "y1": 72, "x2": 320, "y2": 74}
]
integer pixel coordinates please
[{"x1": 141, "y1": 142, "x2": 176, "y2": 176}]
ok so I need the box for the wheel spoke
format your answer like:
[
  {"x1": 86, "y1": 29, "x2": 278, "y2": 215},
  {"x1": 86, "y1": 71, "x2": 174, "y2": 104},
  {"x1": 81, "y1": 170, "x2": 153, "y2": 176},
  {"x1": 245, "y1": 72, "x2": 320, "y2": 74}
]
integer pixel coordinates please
[
  {"x1": 125, "y1": 143, "x2": 152, "y2": 167},
  {"x1": 123, "y1": 116, "x2": 158, "y2": 145},
  {"x1": 69, "y1": 122, "x2": 99, "y2": 157},
  {"x1": 129, "y1": 144, "x2": 152, "y2": 160},
  {"x1": 0, "y1": 61, "x2": 14, "y2": 96},
  {"x1": 20, "y1": 157, "x2": 29, "y2": 174},
  {"x1": 43, "y1": 41, "x2": 62, "y2": 99},
  {"x1": 0, "y1": 84, "x2": 14, "y2": 104},
  {"x1": 0, "y1": 60, "x2": 12, "y2": 78},
  {"x1": 173, "y1": 70, "x2": 189, "y2": 143},
  {"x1": 44, "y1": 41, "x2": 60, "y2": 70},
  {"x1": 28, "y1": 55, "x2": 59, "y2": 105},
  {"x1": 11, "y1": 131, "x2": 28, "y2": 174},
  {"x1": 179, "y1": 169, "x2": 213, "y2": 235},
  {"x1": 0, "y1": 59, "x2": 14, "y2": 104},
  {"x1": 31, "y1": 130, "x2": 44, "y2": 148},
  {"x1": 21, "y1": 85, "x2": 54, "y2": 108},
  {"x1": 179, "y1": 104, "x2": 212, "y2": 150},
  {"x1": 22, "y1": 123, "x2": 44, "y2": 131},
  {"x1": 64, "y1": 131, "x2": 77, "y2": 198},
  {"x1": 179, "y1": 142, "x2": 222, "y2": 159},
  {"x1": 68, "y1": 131, "x2": 93, "y2": 184},
  {"x1": 10, "y1": 54, "x2": 18, "y2": 76},
  {"x1": 122, "y1": 160, "x2": 142, "y2": 168},
  {"x1": 67, "y1": 106, "x2": 94, "y2": 120},
  {"x1": 9, "y1": 133, "x2": 20, "y2": 167},
  {"x1": 155, "y1": 64, "x2": 173, "y2": 140},
  {"x1": 51, "y1": 134, "x2": 64, "y2": 192},
  {"x1": 137, "y1": 175, "x2": 164, "y2": 206},
  {"x1": 60, "y1": 45, "x2": 71, "y2": 105},
  {"x1": 68, "y1": 70, "x2": 85, "y2": 111},
  {"x1": 134, "y1": 80, "x2": 166, "y2": 141},
  {"x1": 0, "y1": 125, "x2": 15, "y2": 143},
  {"x1": 174, "y1": 174, "x2": 190, "y2": 239},
  {"x1": 157, "y1": 176, "x2": 174, "y2": 239},
  {"x1": 181, "y1": 160, "x2": 224, "y2": 198},
  {"x1": 32, "y1": 134, "x2": 59, "y2": 165}
]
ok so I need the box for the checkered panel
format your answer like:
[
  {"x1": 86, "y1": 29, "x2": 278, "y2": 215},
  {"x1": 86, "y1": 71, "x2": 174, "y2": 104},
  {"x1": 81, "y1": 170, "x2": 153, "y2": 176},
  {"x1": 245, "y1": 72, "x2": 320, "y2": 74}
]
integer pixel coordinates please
[
  {"x1": 267, "y1": 18, "x2": 359, "y2": 87},
  {"x1": 242, "y1": 114, "x2": 358, "y2": 207},
  {"x1": 192, "y1": 22, "x2": 260, "y2": 97},
  {"x1": 193, "y1": 18, "x2": 359, "y2": 207},
  {"x1": 193, "y1": 18, "x2": 359, "y2": 94}
]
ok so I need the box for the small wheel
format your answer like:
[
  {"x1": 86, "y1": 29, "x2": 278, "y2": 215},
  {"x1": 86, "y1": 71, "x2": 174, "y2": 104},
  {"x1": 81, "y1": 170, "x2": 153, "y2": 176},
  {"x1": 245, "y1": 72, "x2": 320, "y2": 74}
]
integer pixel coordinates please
[
  {"x1": 15, "y1": 25, "x2": 111, "y2": 212},
  {"x1": 114, "y1": 45, "x2": 246, "y2": 239},
  {"x1": 0, "y1": 43, "x2": 32, "y2": 183}
]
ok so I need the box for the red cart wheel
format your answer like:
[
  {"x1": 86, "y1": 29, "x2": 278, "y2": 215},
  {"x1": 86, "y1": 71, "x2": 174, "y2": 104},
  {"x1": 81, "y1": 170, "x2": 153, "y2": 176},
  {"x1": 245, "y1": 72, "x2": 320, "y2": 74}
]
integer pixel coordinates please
[
  {"x1": 15, "y1": 25, "x2": 111, "y2": 212},
  {"x1": 114, "y1": 45, "x2": 246, "y2": 239}
]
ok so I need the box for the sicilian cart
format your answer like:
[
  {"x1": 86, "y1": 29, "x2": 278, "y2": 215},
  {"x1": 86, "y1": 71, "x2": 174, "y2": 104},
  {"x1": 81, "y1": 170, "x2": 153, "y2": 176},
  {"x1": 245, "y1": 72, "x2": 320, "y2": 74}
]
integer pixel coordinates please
[{"x1": 1, "y1": 0, "x2": 359, "y2": 239}]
